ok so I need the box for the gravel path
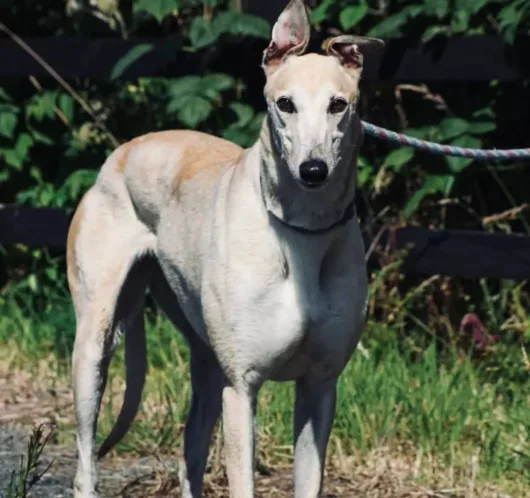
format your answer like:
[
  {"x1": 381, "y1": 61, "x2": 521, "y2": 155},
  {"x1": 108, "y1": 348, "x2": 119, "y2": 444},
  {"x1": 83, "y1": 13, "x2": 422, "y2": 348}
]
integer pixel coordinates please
[
  {"x1": 0, "y1": 424, "x2": 421, "y2": 498},
  {"x1": 0, "y1": 425, "x2": 179, "y2": 498}
]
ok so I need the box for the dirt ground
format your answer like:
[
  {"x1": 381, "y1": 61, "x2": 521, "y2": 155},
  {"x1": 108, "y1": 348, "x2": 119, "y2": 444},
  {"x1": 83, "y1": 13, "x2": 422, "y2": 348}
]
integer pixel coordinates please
[
  {"x1": 0, "y1": 361, "x2": 520, "y2": 498},
  {"x1": 0, "y1": 425, "x2": 479, "y2": 498}
]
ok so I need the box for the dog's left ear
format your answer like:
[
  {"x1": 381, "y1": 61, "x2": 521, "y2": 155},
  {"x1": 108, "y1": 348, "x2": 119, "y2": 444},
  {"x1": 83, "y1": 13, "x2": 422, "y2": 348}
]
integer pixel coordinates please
[
  {"x1": 262, "y1": 0, "x2": 310, "y2": 76},
  {"x1": 323, "y1": 35, "x2": 384, "y2": 73}
]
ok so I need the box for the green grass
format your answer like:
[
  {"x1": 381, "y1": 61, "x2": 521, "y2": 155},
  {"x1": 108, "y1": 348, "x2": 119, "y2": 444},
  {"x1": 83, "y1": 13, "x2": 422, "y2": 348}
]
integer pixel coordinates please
[{"x1": 1, "y1": 280, "x2": 529, "y2": 495}]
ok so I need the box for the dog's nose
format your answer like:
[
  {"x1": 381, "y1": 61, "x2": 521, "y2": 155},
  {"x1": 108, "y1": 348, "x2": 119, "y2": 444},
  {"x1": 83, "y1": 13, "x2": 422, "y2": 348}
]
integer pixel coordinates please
[{"x1": 299, "y1": 160, "x2": 329, "y2": 188}]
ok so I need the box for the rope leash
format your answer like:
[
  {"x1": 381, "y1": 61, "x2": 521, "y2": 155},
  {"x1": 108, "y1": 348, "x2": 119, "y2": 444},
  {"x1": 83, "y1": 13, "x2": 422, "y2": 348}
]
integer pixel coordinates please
[{"x1": 361, "y1": 121, "x2": 530, "y2": 162}]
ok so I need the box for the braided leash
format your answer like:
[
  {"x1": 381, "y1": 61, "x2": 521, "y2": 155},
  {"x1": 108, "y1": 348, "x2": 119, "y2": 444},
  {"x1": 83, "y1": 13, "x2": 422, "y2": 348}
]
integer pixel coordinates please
[{"x1": 361, "y1": 121, "x2": 530, "y2": 162}]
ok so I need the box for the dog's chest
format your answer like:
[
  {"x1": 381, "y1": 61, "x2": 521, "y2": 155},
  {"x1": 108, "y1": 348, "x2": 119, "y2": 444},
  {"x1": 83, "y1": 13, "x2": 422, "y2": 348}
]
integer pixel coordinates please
[
  {"x1": 260, "y1": 234, "x2": 366, "y2": 381},
  {"x1": 268, "y1": 277, "x2": 363, "y2": 381}
]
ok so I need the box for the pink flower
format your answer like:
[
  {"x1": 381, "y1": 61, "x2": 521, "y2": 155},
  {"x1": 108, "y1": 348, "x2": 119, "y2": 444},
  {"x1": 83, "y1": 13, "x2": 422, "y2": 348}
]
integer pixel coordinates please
[{"x1": 459, "y1": 313, "x2": 498, "y2": 350}]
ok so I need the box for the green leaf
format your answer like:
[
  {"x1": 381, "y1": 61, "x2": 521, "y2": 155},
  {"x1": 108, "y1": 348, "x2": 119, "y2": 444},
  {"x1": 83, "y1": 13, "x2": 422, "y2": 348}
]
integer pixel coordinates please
[
  {"x1": 226, "y1": 12, "x2": 270, "y2": 39},
  {"x1": 167, "y1": 97, "x2": 185, "y2": 114},
  {"x1": 189, "y1": 16, "x2": 219, "y2": 49},
  {"x1": 450, "y1": 10, "x2": 469, "y2": 33},
  {"x1": 0, "y1": 87, "x2": 12, "y2": 102},
  {"x1": 382, "y1": 147, "x2": 414, "y2": 172},
  {"x1": 211, "y1": 10, "x2": 270, "y2": 39},
  {"x1": 472, "y1": 107, "x2": 496, "y2": 119},
  {"x1": 455, "y1": 0, "x2": 489, "y2": 15},
  {"x1": 30, "y1": 128, "x2": 54, "y2": 145},
  {"x1": 445, "y1": 135, "x2": 481, "y2": 173},
  {"x1": 5, "y1": 133, "x2": 34, "y2": 169},
  {"x1": 45, "y1": 267, "x2": 58, "y2": 281},
  {"x1": 438, "y1": 118, "x2": 469, "y2": 141},
  {"x1": 60, "y1": 169, "x2": 98, "y2": 201},
  {"x1": 424, "y1": 0, "x2": 449, "y2": 19},
  {"x1": 228, "y1": 102, "x2": 254, "y2": 128},
  {"x1": 222, "y1": 111, "x2": 264, "y2": 147},
  {"x1": 497, "y1": 4, "x2": 527, "y2": 44},
  {"x1": 0, "y1": 167, "x2": 9, "y2": 184},
  {"x1": 177, "y1": 95, "x2": 213, "y2": 128},
  {"x1": 110, "y1": 43, "x2": 154, "y2": 80},
  {"x1": 222, "y1": 127, "x2": 249, "y2": 146},
  {"x1": 4, "y1": 149, "x2": 22, "y2": 169},
  {"x1": 422, "y1": 25, "x2": 450, "y2": 42},
  {"x1": 42, "y1": 92, "x2": 58, "y2": 119},
  {"x1": 168, "y1": 74, "x2": 233, "y2": 106},
  {"x1": 211, "y1": 10, "x2": 237, "y2": 36},
  {"x1": 28, "y1": 274, "x2": 38, "y2": 293},
  {"x1": 468, "y1": 121, "x2": 496, "y2": 135},
  {"x1": 223, "y1": 103, "x2": 257, "y2": 145},
  {"x1": 169, "y1": 76, "x2": 201, "y2": 99},
  {"x1": 404, "y1": 174, "x2": 454, "y2": 218},
  {"x1": 134, "y1": 0, "x2": 178, "y2": 23},
  {"x1": 58, "y1": 94, "x2": 75, "y2": 122},
  {"x1": 498, "y1": 4, "x2": 519, "y2": 25},
  {"x1": 16, "y1": 132, "x2": 33, "y2": 156},
  {"x1": 16, "y1": 133, "x2": 33, "y2": 155},
  {"x1": 26, "y1": 92, "x2": 57, "y2": 121},
  {"x1": 357, "y1": 156, "x2": 374, "y2": 188},
  {"x1": 201, "y1": 73, "x2": 235, "y2": 99},
  {"x1": 0, "y1": 108, "x2": 18, "y2": 138},
  {"x1": 406, "y1": 126, "x2": 437, "y2": 140},
  {"x1": 310, "y1": 0, "x2": 334, "y2": 24},
  {"x1": 339, "y1": 3, "x2": 368, "y2": 31},
  {"x1": 368, "y1": 5, "x2": 422, "y2": 37}
]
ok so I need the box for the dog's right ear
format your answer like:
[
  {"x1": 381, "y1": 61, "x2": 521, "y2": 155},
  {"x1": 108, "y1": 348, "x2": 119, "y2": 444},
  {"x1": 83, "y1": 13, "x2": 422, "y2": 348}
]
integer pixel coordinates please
[{"x1": 262, "y1": 0, "x2": 310, "y2": 76}]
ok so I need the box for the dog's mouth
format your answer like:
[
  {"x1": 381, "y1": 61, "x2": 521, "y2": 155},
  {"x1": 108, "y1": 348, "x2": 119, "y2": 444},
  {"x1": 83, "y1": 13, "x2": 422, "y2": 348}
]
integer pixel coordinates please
[{"x1": 298, "y1": 179, "x2": 327, "y2": 190}]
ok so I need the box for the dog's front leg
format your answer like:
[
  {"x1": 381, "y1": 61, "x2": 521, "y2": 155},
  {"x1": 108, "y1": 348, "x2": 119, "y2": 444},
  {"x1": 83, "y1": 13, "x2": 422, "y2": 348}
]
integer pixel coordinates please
[
  {"x1": 222, "y1": 384, "x2": 257, "y2": 498},
  {"x1": 293, "y1": 377, "x2": 337, "y2": 498}
]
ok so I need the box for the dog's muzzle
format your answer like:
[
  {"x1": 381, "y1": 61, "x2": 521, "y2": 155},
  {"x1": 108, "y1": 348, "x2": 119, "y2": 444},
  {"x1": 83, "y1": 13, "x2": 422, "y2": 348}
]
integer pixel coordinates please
[{"x1": 299, "y1": 160, "x2": 329, "y2": 188}]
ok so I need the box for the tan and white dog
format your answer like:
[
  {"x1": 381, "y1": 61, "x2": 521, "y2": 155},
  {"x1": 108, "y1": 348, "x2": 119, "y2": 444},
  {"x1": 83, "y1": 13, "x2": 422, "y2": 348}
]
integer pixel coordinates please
[{"x1": 67, "y1": 1, "x2": 384, "y2": 496}]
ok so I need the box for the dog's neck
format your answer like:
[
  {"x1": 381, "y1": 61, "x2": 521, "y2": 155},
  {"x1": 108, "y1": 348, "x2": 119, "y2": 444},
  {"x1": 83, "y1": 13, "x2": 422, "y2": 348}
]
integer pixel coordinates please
[{"x1": 255, "y1": 115, "x2": 361, "y2": 234}]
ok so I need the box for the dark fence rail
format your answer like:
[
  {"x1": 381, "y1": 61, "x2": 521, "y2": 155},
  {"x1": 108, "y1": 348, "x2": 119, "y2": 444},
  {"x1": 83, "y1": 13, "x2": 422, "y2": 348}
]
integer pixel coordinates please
[
  {"x1": 2, "y1": 204, "x2": 530, "y2": 281},
  {"x1": 0, "y1": 36, "x2": 530, "y2": 81}
]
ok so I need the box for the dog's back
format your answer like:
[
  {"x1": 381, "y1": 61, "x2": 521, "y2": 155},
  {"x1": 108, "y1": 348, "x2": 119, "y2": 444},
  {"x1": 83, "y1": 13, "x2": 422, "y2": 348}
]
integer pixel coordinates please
[{"x1": 91, "y1": 130, "x2": 244, "y2": 232}]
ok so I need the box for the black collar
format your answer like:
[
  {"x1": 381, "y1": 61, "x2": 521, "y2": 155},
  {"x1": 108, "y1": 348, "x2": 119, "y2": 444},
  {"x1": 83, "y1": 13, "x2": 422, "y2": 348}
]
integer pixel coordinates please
[{"x1": 270, "y1": 199, "x2": 357, "y2": 235}]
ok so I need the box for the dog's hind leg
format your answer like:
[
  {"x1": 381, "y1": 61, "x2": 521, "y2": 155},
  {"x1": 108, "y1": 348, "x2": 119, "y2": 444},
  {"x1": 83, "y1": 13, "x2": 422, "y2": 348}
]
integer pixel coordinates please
[
  {"x1": 179, "y1": 345, "x2": 224, "y2": 498},
  {"x1": 150, "y1": 273, "x2": 224, "y2": 498},
  {"x1": 68, "y1": 189, "x2": 154, "y2": 498}
]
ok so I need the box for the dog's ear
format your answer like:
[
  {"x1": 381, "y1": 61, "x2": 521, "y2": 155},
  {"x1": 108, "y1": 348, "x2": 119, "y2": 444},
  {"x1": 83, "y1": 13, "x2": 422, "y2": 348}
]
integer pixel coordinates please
[
  {"x1": 323, "y1": 35, "x2": 384, "y2": 73},
  {"x1": 262, "y1": 0, "x2": 310, "y2": 75}
]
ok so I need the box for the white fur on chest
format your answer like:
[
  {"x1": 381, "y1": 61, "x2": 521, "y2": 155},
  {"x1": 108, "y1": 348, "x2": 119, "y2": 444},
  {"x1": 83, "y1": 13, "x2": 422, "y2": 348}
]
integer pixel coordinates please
[
  {"x1": 206, "y1": 216, "x2": 368, "y2": 386},
  {"x1": 269, "y1": 225, "x2": 367, "y2": 381}
]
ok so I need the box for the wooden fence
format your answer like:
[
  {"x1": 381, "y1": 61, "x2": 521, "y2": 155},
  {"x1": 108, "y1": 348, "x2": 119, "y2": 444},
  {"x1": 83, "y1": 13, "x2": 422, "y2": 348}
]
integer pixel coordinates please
[{"x1": 0, "y1": 36, "x2": 529, "y2": 81}]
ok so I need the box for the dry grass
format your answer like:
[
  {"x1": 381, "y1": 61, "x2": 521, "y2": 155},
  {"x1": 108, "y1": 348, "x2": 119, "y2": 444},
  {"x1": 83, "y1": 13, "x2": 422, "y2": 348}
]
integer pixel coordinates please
[
  {"x1": 1, "y1": 359, "x2": 527, "y2": 498},
  {"x1": 117, "y1": 445, "x2": 519, "y2": 498}
]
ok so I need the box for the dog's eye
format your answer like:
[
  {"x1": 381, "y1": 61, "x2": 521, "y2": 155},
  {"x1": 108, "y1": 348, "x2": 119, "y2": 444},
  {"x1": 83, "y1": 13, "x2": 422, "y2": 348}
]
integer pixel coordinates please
[
  {"x1": 328, "y1": 98, "x2": 348, "y2": 114},
  {"x1": 276, "y1": 97, "x2": 296, "y2": 114}
]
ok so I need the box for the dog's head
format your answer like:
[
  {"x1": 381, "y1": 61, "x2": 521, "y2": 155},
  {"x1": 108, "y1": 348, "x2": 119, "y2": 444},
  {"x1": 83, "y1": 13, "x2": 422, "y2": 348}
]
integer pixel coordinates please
[{"x1": 261, "y1": 0, "x2": 384, "y2": 191}]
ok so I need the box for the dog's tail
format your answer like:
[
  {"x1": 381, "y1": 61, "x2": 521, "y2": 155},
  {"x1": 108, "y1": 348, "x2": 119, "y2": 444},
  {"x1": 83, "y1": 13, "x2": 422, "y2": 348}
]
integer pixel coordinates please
[{"x1": 97, "y1": 316, "x2": 147, "y2": 460}]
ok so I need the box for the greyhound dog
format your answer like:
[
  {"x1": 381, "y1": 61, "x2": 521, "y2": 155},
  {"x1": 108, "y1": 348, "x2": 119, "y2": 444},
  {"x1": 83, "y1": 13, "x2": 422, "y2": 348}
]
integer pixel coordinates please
[{"x1": 67, "y1": 1, "x2": 384, "y2": 496}]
